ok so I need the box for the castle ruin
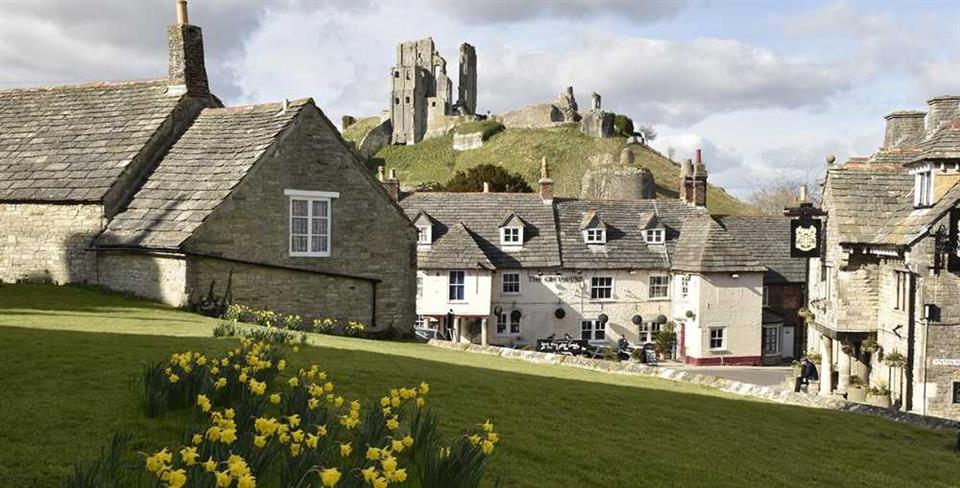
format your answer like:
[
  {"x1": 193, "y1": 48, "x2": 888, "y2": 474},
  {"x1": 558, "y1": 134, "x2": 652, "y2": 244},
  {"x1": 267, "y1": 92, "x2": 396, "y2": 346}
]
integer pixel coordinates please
[{"x1": 391, "y1": 38, "x2": 477, "y2": 145}]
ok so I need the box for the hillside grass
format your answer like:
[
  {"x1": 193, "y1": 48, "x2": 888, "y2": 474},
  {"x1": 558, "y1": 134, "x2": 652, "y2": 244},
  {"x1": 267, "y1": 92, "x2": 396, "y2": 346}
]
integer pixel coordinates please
[
  {"x1": 342, "y1": 116, "x2": 382, "y2": 143},
  {"x1": 2, "y1": 285, "x2": 958, "y2": 487},
  {"x1": 372, "y1": 125, "x2": 751, "y2": 215}
]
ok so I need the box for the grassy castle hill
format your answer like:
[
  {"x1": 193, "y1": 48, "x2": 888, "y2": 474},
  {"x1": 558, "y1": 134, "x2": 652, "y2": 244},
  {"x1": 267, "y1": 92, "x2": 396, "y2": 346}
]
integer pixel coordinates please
[{"x1": 344, "y1": 118, "x2": 752, "y2": 215}]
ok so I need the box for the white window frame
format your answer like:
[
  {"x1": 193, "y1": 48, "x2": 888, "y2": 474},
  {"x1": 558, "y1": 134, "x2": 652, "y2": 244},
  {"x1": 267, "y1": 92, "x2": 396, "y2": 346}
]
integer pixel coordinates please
[
  {"x1": 645, "y1": 228, "x2": 665, "y2": 244},
  {"x1": 448, "y1": 270, "x2": 466, "y2": 302},
  {"x1": 894, "y1": 270, "x2": 909, "y2": 311},
  {"x1": 583, "y1": 228, "x2": 606, "y2": 244},
  {"x1": 914, "y1": 170, "x2": 934, "y2": 207},
  {"x1": 590, "y1": 276, "x2": 614, "y2": 300},
  {"x1": 500, "y1": 227, "x2": 523, "y2": 247},
  {"x1": 649, "y1": 275, "x2": 670, "y2": 299},
  {"x1": 286, "y1": 190, "x2": 339, "y2": 257},
  {"x1": 580, "y1": 320, "x2": 606, "y2": 343},
  {"x1": 495, "y1": 311, "x2": 521, "y2": 336},
  {"x1": 762, "y1": 285, "x2": 770, "y2": 307},
  {"x1": 501, "y1": 272, "x2": 521, "y2": 295},
  {"x1": 417, "y1": 225, "x2": 432, "y2": 245},
  {"x1": 638, "y1": 321, "x2": 661, "y2": 344},
  {"x1": 709, "y1": 327, "x2": 726, "y2": 351},
  {"x1": 416, "y1": 276, "x2": 423, "y2": 298}
]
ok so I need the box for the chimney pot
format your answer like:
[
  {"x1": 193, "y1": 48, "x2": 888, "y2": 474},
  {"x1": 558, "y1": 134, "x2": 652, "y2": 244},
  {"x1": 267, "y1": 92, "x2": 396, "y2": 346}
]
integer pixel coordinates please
[
  {"x1": 883, "y1": 110, "x2": 926, "y2": 148},
  {"x1": 799, "y1": 184, "x2": 808, "y2": 203},
  {"x1": 377, "y1": 166, "x2": 385, "y2": 182},
  {"x1": 695, "y1": 148, "x2": 702, "y2": 165},
  {"x1": 538, "y1": 156, "x2": 554, "y2": 204},
  {"x1": 483, "y1": 182, "x2": 490, "y2": 193},
  {"x1": 925, "y1": 95, "x2": 960, "y2": 137},
  {"x1": 176, "y1": 0, "x2": 189, "y2": 25}
]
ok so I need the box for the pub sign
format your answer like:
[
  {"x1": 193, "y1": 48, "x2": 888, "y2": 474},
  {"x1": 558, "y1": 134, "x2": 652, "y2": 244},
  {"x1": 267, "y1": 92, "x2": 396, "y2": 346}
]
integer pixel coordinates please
[{"x1": 790, "y1": 218, "x2": 822, "y2": 258}]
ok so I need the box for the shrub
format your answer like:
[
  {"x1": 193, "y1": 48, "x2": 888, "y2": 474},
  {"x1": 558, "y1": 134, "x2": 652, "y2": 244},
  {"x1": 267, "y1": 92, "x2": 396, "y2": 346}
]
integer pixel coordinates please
[
  {"x1": 441, "y1": 164, "x2": 532, "y2": 193},
  {"x1": 654, "y1": 323, "x2": 676, "y2": 357},
  {"x1": 883, "y1": 350, "x2": 906, "y2": 368},
  {"x1": 869, "y1": 381, "x2": 890, "y2": 396},
  {"x1": 612, "y1": 114, "x2": 634, "y2": 137}
]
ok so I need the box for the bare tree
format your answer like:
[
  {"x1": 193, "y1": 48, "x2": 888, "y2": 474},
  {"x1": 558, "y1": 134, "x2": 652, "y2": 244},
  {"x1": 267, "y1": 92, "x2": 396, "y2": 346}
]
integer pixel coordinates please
[
  {"x1": 638, "y1": 125, "x2": 657, "y2": 143},
  {"x1": 747, "y1": 179, "x2": 821, "y2": 215}
]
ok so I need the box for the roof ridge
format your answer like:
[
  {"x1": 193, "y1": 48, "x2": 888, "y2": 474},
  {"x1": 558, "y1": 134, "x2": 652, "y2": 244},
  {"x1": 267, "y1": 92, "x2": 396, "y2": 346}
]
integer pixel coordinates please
[
  {"x1": 0, "y1": 78, "x2": 168, "y2": 95},
  {"x1": 203, "y1": 97, "x2": 313, "y2": 115}
]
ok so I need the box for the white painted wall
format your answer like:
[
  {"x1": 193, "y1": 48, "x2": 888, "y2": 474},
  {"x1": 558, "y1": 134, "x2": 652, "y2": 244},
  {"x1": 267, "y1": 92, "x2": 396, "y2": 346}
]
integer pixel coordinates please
[
  {"x1": 675, "y1": 272, "x2": 764, "y2": 361},
  {"x1": 416, "y1": 269, "x2": 492, "y2": 317}
]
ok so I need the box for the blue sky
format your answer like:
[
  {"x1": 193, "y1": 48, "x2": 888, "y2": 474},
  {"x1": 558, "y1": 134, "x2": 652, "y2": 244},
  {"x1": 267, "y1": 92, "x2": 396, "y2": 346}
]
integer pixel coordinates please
[{"x1": 2, "y1": 0, "x2": 958, "y2": 198}]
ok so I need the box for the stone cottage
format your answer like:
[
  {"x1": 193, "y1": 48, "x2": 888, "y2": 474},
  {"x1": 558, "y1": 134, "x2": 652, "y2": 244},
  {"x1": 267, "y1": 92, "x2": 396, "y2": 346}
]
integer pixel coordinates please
[
  {"x1": 0, "y1": 1, "x2": 416, "y2": 332},
  {"x1": 806, "y1": 95, "x2": 960, "y2": 420}
]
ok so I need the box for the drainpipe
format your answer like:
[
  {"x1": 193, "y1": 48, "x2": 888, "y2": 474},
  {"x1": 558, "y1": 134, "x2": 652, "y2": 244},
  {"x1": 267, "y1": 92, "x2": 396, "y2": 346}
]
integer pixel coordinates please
[
  {"x1": 371, "y1": 281, "x2": 378, "y2": 329},
  {"x1": 905, "y1": 272, "x2": 916, "y2": 412}
]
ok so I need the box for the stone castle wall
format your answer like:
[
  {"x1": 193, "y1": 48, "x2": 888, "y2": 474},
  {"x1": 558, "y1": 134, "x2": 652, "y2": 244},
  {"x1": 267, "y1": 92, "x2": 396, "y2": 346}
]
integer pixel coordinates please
[{"x1": 0, "y1": 203, "x2": 103, "y2": 284}]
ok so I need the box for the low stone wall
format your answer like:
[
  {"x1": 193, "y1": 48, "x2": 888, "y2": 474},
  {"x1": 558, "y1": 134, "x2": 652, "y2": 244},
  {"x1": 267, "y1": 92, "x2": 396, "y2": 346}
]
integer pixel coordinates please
[
  {"x1": 427, "y1": 340, "x2": 960, "y2": 431},
  {"x1": 452, "y1": 132, "x2": 484, "y2": 151},
  {"x1": 0, "y1": 203, "x2": 103, "y2": 284},
  {"x1": 97, "y1": 251, "x2": 189, "y2": 307}
]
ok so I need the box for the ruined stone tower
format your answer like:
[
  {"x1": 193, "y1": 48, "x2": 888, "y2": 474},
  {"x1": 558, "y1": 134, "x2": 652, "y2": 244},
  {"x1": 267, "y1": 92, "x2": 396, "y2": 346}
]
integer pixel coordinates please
[
  {"x1": 680, "y1": 149, "x2": 708, "y2": 207},
  {"x1": 458, "y1": 43, "x2": 477, "y2": 115},
  {"x1": 390, "y1": 38, "x2": 477, "y2": 145}
]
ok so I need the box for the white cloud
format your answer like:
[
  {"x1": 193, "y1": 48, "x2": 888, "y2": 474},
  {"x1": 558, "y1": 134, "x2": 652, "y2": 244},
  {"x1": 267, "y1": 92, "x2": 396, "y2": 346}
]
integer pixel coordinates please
[{"x1": 431, "y1": 0, "x2": 687, "y2": 24}]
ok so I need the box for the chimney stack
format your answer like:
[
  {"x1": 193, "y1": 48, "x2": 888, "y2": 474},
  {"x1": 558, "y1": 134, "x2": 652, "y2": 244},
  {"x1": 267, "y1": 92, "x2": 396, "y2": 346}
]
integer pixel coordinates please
[
  {"x1": 538, "y1": 156, "x2": 554, "y2": 205},
  {"x1": 168, "y1": 0, "x2": 209, "y2": 97},
  {"x1": 482, "y1": 182, "x2": 491, "y2": 193},
  {"x1": 925, "y1": 95, "x2": 960, "y2": 137},
  {"x1": 380, "y1": 166, "x2": 400, "y2": 202},
  {"x1": 679, "y1": 149, "x2": 708, "y2": 207},
  {"x1": 883, "y1": 111, "x2": 926, "y2": 148}
]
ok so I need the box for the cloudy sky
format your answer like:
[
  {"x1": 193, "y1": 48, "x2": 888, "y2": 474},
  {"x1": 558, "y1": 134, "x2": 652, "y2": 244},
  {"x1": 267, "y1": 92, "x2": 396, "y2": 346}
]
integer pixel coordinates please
[{"x1": 2, "y1": 0, "x2": 958, "y2": 198}]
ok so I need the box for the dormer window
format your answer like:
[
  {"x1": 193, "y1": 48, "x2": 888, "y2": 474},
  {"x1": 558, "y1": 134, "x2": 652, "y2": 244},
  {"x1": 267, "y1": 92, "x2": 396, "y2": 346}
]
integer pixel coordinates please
[
  {"x1": 501, "y1": 226, "x2": 523, "y2": 246},
  {"x1": 417, "y1": 225, "x2": 432, "y2": 245},
  {"x1": 915, "y1": 170, "x2": 933, "y2": 207},
  {"x1": 645, "y1": 228, "x2": 665, "y2": 244},
  {"x1": 584, "y1": 228, "x2": 606, "y2": 244}
]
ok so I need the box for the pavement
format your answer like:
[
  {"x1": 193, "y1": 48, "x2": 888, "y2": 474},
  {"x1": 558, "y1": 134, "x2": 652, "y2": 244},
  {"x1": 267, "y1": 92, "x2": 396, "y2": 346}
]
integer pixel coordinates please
[{"x1": 669, "y1": 365, "x2": 794, "y2": 387}]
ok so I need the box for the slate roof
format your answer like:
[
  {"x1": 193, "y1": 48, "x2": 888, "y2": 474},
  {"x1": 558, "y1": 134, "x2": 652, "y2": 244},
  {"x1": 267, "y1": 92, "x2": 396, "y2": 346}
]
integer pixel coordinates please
[
  {"x1": 556, "y1": 199, "x2": 706, "y2": 269},
  {"x1": 419, "y1": 223, "x2": 494, "y2": 269},
  {"x1": 672, "y1": 214, "x2": 766, "y2": 273},
  {"x1": 399, "y1": 192, "x2": 561, "y2": 269},
  {"x1": 98, "y1": 99, "x2": 311, "y2": 249},
  {"x1": 0, "y1": 80, "x2": 187, "y2": 202},
  {"x1": 716, "y1": 216, "x2": 806, "y2": 283},
  {"x1": 864, "y1": 182, "x2": 960, "y2": 247},
  {"x1": 823, "y1": 166, "x2": 913, "y2": 244},
  {"x1": 909, "y1": 119, "x2": 960, "y2": 162}
]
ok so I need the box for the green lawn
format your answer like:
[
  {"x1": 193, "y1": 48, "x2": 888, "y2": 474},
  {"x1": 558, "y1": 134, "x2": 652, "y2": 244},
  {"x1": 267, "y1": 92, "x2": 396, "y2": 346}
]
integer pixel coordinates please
[{"x1": 1, "y1": 285, "x2": 958, "y2": 487}]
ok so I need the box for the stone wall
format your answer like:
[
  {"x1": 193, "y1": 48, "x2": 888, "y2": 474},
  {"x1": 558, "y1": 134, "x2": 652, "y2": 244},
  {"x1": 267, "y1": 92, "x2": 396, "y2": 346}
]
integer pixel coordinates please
[
  {"x1": 452, "y1": 132, "x2": 484, "y2": 151},
  {"x1": 187, "y1": 257, "x2": 375, "y2": 325},
  {"x1": 580, "y1": 110, "x2": 614, "y2": 138},
  {"x1": 357, "y1": 118, "x2": 392, "y2": 160},
  {"x1": 97, "y1": 251, "x2": 189, "y2": 307},
  {"x1": 497, "y1": 103, "x2": 565, "y2": 129},
  {"x1": 183, "y1": 105, "x2": 417, "y2": 332},
  {"x1": 0, "y1": 203, "x2": 103, "y2": 284}
]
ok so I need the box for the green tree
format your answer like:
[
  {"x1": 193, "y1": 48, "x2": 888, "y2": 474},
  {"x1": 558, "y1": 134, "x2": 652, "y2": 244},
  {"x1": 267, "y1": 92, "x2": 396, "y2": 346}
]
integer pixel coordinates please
[{"x1": 442, "y1": 164, "x2": 533, "y2": 193}]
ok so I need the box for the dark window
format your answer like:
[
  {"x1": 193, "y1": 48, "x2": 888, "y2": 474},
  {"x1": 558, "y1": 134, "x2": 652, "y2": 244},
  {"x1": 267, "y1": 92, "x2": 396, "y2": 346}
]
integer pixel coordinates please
[
  {"x1": 395, "y1": 98, "x2": 400, "y2": 105},
  {"x1": 394, "y1": 71, "x2": 400, "y2": 78},
  {"x1": 581, "y1": 320, "x2": 605, "y2": 341},
  {"x1": 405, "y1": 96, "x2": 410, "y2": 103},
  {"x1": 590, "y1": 277, "x2": 613, "y2": 300},
  {"x1": 953, "y1": 382, "x2": 960, "y2": 404},
  {"x1": 448, "y1": 271, "x2": 465, "y2": 301}
]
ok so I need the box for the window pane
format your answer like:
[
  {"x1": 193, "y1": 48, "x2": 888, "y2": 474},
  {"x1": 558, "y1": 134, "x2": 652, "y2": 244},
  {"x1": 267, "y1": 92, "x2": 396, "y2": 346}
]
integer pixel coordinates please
[
  {"x1": 291, "y1": 235, "x2": 308, "y2": 253},
  {"x1": 313, "y1": 217, "x2": 327, "y2": 236},
  {"x1": 313, "y1": 200, "x2": 328, "y2": 217},
  {"x1": 311, "y1": 236, "x2": 327, "y2": 253},
  {"x1": 292, "y1": 216, "x2": 308, "y2": 235},
  {"x1": 291, "y1": 199, "x2": 308, "y2": 216}
]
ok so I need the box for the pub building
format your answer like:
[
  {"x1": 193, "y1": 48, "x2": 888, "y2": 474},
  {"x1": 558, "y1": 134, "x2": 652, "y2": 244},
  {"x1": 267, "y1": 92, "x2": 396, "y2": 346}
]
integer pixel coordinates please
[{"x1": 393, "y1": 153, "x2": 807, "y2": 366}]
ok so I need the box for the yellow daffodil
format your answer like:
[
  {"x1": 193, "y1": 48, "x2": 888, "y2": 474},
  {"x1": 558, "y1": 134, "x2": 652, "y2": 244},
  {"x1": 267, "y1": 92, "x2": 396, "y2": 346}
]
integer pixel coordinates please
[
  {"x1": 180, "y1": 446, "x2": 198, "y2": 466},
  {"x1": 215, "y1": 470, "x2": 231, "y2": 487},
  {"x1": 381, "y1": 456, "x2": 397, "y2": 473},
  {"x1": 203, "y1": 457, "x2": 217, "y2": 473},
  {"x1": 227, "y1": 454, "x2": 249, "y2": 478},
  {"x1": 316, "y1": 424, "x2": 328, "y2": 437},
  {"x1": 206, "y1": 426, "x2": 222, "y2": 442},
  {"x1": 220, "y1": 428, "x2": 237, "y2": 445},
  {"x1": 467, "y1": 434, "x2": 481, "y2": 446},
  {"x1": 292, "y1": 429, "x2": 305, "y2": 443},
  {"x1": 323, "y1": 382, "x2": 334, "y2": 393},
  {"x1": 373, "y1": 476, "x2": 388, "y2": 488},
  {"x1": 292, "y1": 346, "x2": 300, "y2": 353},
  {"x1": 386, "y1": 416, "x2": 400, "y2": 430},
  {"x1": 380, "y1": 396, "x2": 390, "y2": 407},
  {"x1": 237, "y1": 473, "x2": 256, "y2": 488},
  {"x1": 214, "y1": 377, "x2": 227, "y2": 389},
  {"x1": 308, "y1": 397, "x2": 319, "y2": 410},
  {"x1": 269, "y1": 393, "x2": 281, "y2": 404},
  {"x1": 391, "y1": 439, "x2": 404, "y2": 453},
  {"x1": 482, "y1": 440, "x2": 495, "y2": 455},
  {"x1": 277, "y1": 359, "x2": 286, "y2": 371},
  {"x1": 239, "y1": 372, "x2": 248, "y2": 383},
  {"x1": 197, "y1": 394, "x2": 211, "y2": 412},
  {"x1": 390, "y1": 396, "x2": 401, "y2": 408},
  {"x1": 334, "y1": 396, "x2": 344, "y2": 407},
  {"x1": 288, "y1": 377, "x2": 299, "y2": 387},
  {"x1": 290, "y1": 443, "x2": 302, "y2": 456},
  {"x1": 288, "y1": 414, "x2": 301, "y2": 428},
  {"x1": 278, "y1": 432, "x2": 290, "y2": 444},
  {"x1": 361, "y1": 466, "x2": 378, "y2": 483},
  {"x1": 366, "y1": 446, "x2": 381, "y2": 460},
  {"x1": 419, "y1": 382, "x2": 430, "y2": 395},
  {"x1": 487, "y1": 432, "x2": 499, "y2": 443},
  {"x1": 482, "y1": 420, "x2": 494, "y2": 433},
  {"x1": 387, "y1": 468, "x2": 407, "y2": 483},
  {"x1": 191, "y1": 433, "x2": 203, "y2": 445},
  {"x1": 319, "y1": 468, "x2": 341, "y2": 487},
  {"x1": 254, "y1": 435, "x2": 267, "y2": 448},
  {"x1": 167, "y1": 469, "x2": 187, "y2": 488},
  {"x1": 416, "y1": 397, "x2": 425, "y2": 408},
  {"x1": 402, "y1": 435, "x2": 414, "y2": 448},
  {"x1": 168, "y1": 374, "x2": 180, "y2": 384},
  {"x1": 340, "y1": 442, "x2": 353, "y2": 457}
]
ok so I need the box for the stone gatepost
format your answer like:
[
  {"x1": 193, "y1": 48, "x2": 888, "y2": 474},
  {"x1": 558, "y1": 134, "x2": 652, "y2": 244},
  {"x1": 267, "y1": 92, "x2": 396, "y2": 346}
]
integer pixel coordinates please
[
  {"x1": 819, "y1": 335, "x2": 834, "y2": 396},
  {"x1": 453, "y1": 317, "x2": 462, "y2": 343},
  {"x1": 481, "y1": 318, "x2": 489, "y2": 346}
]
